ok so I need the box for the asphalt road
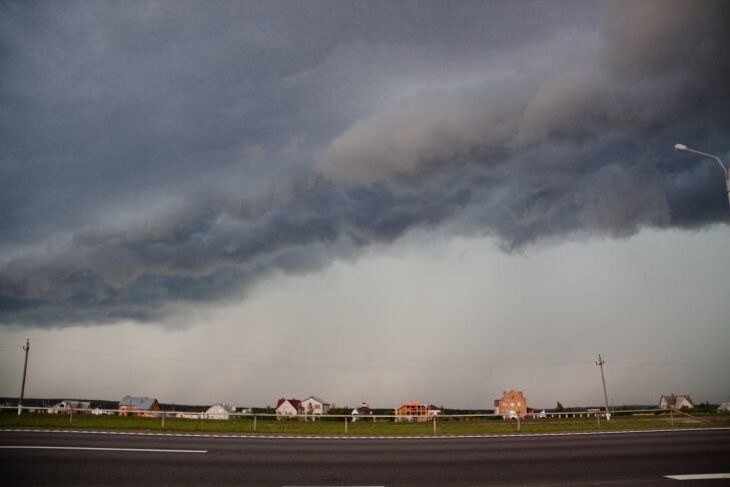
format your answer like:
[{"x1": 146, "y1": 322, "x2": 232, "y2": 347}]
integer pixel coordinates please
[{"x1": 1, "y1": 428, "x2": 729, "y2": 486}]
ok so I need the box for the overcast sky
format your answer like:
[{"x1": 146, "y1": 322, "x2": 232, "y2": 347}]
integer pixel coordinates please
[{"x1": 1, "y1": 0, "x2": 729, "y2": 409}]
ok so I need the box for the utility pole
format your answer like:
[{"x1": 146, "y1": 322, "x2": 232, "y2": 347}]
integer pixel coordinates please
[
  {"x1": 18, "y1": 339, "x2": 30, "y2": 416},
  {"x1": 596, "y1": 354, "x2": 610, "y2": 420}
]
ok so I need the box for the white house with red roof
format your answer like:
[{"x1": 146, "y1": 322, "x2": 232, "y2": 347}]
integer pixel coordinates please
[{"x1": 275, "y1": 398, "x2": 301, "y2": 417}]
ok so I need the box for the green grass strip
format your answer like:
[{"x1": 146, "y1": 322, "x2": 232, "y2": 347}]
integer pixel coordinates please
[{"x1": 2, "y1": 413, "x2": 729, "y2": 436}]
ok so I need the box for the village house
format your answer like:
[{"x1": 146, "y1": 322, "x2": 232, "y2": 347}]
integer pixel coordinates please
[
  {"x1": 659, "y1": 394, "x2": 694, "y2": 410},
  {"x1": 494, "y1": 390, "x2": 528, "y2": 419},
  {"x1": 118, "y1": 396, "x2": 161, "y2": 417},
  {"x1": 395, "y1": 400, "x2": 429, "y2": 422},
  {"x1": 47, "y1": 400, "x2": 91, "y2": 414},
  {"x1": 204, "y1": 403, "x2": 235, "y2": 420},
  {"x1": 275, "y1": 398, "x2": 301, "y2": 418},
  {"x1": 427, "y1": 404, "x2": 442, "y2": 417},
  {"x1": 351, "y1": 402, "x2": 373, "y2": 422},
  {"x1": 91, "y1": 407, "x2": 114, "y2": 416},
  {"x1": 300, "y1": 396, "x2": 331, "y2": 418}
]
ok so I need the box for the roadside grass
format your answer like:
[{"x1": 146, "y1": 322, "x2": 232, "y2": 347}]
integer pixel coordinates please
[{"x1": 2, "y1": 413, "x2": 728, "y2": 436}]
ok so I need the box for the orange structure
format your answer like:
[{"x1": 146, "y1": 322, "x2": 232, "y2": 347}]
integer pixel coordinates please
[
  {"x1": 395, "y1": 400, "x2": 428, "y2": 422},
  {"x1": 494, "y1": 390, "x2": 527, "y2": 419}
]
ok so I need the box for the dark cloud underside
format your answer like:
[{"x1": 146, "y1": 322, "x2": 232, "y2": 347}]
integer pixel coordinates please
[{"x1": 1, "y1": 0, "x2": 728, "y2": 327}]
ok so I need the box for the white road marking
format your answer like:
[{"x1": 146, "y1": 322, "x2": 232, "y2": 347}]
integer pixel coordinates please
[
  {"x1": 0, "y1": 445, "x2": 206, "y2": 453},
  {"x1": 1, "y1": 426, "x2": 728, "y2": 440},
  {"x1": 665, "y1": 473, "x2": 730, "y2": 480}
]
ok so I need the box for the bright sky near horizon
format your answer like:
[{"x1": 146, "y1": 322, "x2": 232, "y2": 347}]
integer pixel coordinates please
[{"x1": 1, "y1": 0, "x2": 729, "y2": 409}]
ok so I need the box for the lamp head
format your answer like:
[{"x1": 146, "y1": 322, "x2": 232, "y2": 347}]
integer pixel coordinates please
[{"x1": 674, "y1": 143, "x2": 687, "y2": 151}]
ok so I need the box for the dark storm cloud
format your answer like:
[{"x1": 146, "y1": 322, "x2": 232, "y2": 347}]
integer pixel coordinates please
[
  {"x1": 0, "y1": 177, "x2": 469, "y2": 325},
  {"x1": 316, "y1": 0, "x2": 730, "y2": 240},
  {"x1": 1, "y1": 0, "x2": 728, "y2": 326}
]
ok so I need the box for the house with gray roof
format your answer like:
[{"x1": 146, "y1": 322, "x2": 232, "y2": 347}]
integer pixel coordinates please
[
  {"x1": 300, "y1": 396, "x2": 331, "y2": 418},
  {"x1": 351, "y1": 402, "x2": 373, "y2": 422},
  {"x1": 204, "y1": 403, "x2": 235, "y2": 420},
  {"x1": 47, "y1": 400, "x2": 91, "y2": 414},
  {"x1": 118, "y1": 395, "x2": 161, "y2": 417},
  {"x1": 659, "y1": 394, "x2": 694, "y2": 410}
]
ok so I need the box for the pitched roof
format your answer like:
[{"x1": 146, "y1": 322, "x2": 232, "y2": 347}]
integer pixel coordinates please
[
  {"x1": 276, "y1": 398, "x2": 301, "y2": 409},
  {"x1": 205, "y1": 403, "x2": 235, "y2": 413},
  {"x1": 660, "y1": 394, "x2": 676, "y2": 404},
  {"x1": 675, "y1": 395, "x2": 694, "y2": 406},
  {"x1": 501, "y1": 390, "x2": 526, "y2": 399},
  {"x1": 303, "y1": 395, "x2": 330, "y2": 405},
  {"x1": 401, "y1": 400, "x2": 426, "y2": 407},
  {"x1": 50, "y1": 400, "x2": 90, "y2": 409},
  {"x1": 119, "y1": 395, "x2": 157, "y2": 410},
  {"x1": 660, "y1": 394, "x2": 693, "y2": 408}
]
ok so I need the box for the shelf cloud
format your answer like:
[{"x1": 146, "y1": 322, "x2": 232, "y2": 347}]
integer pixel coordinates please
[{"x1": 1, "y1": 0, "x2": 728, "y2": 327}]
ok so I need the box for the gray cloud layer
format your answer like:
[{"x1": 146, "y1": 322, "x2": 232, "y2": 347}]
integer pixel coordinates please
[{"x1": 1, "y1": 0, "x2": 728, "y2": 327}]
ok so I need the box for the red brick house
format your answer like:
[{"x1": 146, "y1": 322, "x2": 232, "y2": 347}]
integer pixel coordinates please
[
  {"x1": 494, "y1": 390, "x2": 527, "y2": 419},
  {"x1": 118, "y1": 396, "x2": 161, "y2": 417}
]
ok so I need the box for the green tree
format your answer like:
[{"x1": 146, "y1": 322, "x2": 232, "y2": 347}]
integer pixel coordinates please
[{"x1": 556, "y1": 401, "x2": 565, "y2": 412}]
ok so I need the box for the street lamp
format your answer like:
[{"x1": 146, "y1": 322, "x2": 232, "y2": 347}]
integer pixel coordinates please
[{"x1": 674, "y1": 143, "x2": 730, "y2": 206}]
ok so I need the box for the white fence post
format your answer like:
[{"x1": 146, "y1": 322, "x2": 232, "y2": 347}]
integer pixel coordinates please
[{"x1": 253, "y1": 414, "x2": 257, "y2": 432}]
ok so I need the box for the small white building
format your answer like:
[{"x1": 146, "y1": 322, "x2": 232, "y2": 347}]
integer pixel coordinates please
[
  {"x1": 47, "y1": 400, "x2": 90, "y2": 414},
  {"x1": 351, "y1": 402, "x2": 372, "y2": 422},
  {"x1": 276, "y1": 398, "x2": 301, "y2": 417},
  {"x1": 717, "y1": 402, "x2": 730, "y2": 413},
  {"x1": 659, "y1": 394, "x2": 694, "y2": 410},
  {"x1": 300, "y1": 396, "x2": 331, "y2": 417},
  {"x1": 176, "y1": 412, "x2": 203, "y2": 419},
  {"x1": 91, "y1": 407, "x2": 114, "y2": 416},
  {"x1": 204, "y1": 403, "x2": 235, "y2": 420}
]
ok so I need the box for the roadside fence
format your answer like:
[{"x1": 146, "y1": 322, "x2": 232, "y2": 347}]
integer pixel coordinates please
[{"x1": 3, "y1": 405, "x2": 726, "y2": 434}]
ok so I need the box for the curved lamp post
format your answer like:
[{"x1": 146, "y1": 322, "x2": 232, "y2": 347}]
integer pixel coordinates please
[{"x1": 674, "y1": 143, "x2": 730, "y2": 206}]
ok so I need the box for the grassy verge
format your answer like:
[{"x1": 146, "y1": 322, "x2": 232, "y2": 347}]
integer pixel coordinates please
[{"x1": 1, "y1": 413, "x2": 728, "y2": 436}]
